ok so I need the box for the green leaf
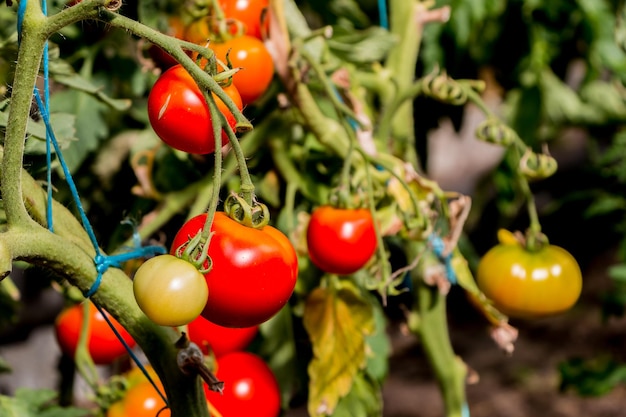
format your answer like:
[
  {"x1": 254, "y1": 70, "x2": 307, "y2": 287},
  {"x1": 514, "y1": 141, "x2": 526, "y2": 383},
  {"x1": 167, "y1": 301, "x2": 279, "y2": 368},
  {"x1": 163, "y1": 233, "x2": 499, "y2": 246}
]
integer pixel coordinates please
[
  {"x1": 584, "y1": 195, "x2": 626, "y2": 218},
  {"x1": 0, "y1": 389, "x2": 89, "y2": 417},
  {"x1": 333, "y1": 373, "x2": 382, "y2": 417},
  {"x1": 259, "y1": 305, "x2": 299, "y2": 408},
  {"x1": 364, "y1": 301, "x2": 390, "y2": 382},
  {"x1": 49, "y1": 89, "x2": 109, "y2": 173},
  {"x1": 328, "y1": 26, "x2": 397, "y2": 64},
  {"x1": 304, "y1": 280, "x2": 375, "y2": 417},
  {"x1": 559, "y1": 356, "x2": 626, "y2": 396}
]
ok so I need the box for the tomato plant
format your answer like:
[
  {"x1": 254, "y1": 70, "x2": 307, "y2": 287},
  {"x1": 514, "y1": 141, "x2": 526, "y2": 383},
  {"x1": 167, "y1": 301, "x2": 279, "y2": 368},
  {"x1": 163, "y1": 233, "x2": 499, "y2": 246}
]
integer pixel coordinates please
[
  {"x1": 187, "y1": 314, "x2": 258, "y2": 357},
  {"x1": 204, "y1": 351, "x2": 281, "y2": 417},
  {"x1": 133, "y1": 254, "x2": 208, "y2": 326},
  {"x1": 476, "y1": 235, "x2": 583, "y2": 318},
  {"x1": 147, "y1": 64, "x2": 243, "y2": 154},
  {"x1": 211, "y1": 35, "x2": 274, "y2": 105},
  {"x1": 306, "y1": 206, "x2": 377, "y2": 275},
  {"x1": 171, "y1": 212, "x2": 298, "y2": 328},
  {"x1": 218, "y1": 0, "x2": 269, "y2": 40},
  {"x1": 54, "y1": 302, "x2": 136, "y2": 365}
]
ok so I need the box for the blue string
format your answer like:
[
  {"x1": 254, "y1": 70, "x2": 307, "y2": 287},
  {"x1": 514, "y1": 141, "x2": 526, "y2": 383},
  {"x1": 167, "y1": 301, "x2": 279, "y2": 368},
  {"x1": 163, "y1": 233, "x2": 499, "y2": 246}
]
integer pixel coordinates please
[
  {"x1": 378, "y1": 0, "x2": 389, "y2": 30},
  {"x1": 93, "y1": 301, "x2": 169, "y2": 406},
  {"x1": 17, "y1": 0, "x2": 168, "y2": 405},
  {"x1": 428, "y1": 234, "x2": 457, "y2": 285}
]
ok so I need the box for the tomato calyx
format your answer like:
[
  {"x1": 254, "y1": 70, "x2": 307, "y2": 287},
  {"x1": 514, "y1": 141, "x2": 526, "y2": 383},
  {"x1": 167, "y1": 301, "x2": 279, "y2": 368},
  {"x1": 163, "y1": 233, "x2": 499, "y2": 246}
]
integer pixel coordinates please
[
  {"x1": 175, "y1": 333, "x2": 224, "y2": 394},
  {"x1": 224, "y1": 193, "x2": 270, "y2": 229},
  {"x1": 174, "y1": 231, "x2": 214, "y2": 274}
]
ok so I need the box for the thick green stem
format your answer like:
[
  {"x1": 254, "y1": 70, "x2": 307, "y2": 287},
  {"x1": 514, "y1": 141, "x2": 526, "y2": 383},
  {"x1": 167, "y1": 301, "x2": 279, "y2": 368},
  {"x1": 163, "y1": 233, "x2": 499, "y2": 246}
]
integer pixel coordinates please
[
  {"x1": 3, "y1": 0, "x2": 46, "y2": 229},
  {"x1": 408, "y1": 243, "x2": 467, "y2": 417},
  {"x1": 383, "y1": 0, "x2": 423, "y2": 165}
]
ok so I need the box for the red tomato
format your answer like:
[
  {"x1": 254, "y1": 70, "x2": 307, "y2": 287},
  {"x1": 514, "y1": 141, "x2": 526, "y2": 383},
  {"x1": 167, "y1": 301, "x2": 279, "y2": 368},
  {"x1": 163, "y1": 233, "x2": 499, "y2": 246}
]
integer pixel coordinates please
[
  {"x1": 171, "y1": 212, "x2": 298, "y2": 328},
  {"x1": 55, "y1": 302, "x2": 136, "y2": 365},
  {"x1": 306, "y1": 206, "x2": 377, "y2": 275},
  {"x1": 147, "y1": 64, "x2": 243, "y2": 154},
  {"x1": 187, "y1": 315, "x2": 258, "y2": 357},
  {"x1": 218, "y1": 0, "x2": 270, "y2": 40},
  {"x1": 211, "y1": 35, "x2": 274, "y2": 105},
  {"x1": 205, "y1": 352, "x2": 281, "y2": 417}
]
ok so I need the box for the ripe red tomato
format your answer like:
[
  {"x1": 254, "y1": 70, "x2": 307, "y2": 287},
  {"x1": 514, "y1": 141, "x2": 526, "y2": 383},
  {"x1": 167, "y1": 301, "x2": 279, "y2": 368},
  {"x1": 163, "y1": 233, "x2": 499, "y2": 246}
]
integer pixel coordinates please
[
  {"x1": 55, "y1": 302, "x2": 136, "y2": 365},
  {"x1": 476, "y1": 235, "x2": 583, "y2": 318},
  {"x1": 133, "y1": 254, "x2": 208, "y2": 327},
  {"x1": 218, "y1": 0, "x2": 270, "y2": 40},
  {"x1": 187, "y1": 314, "x2": 258, "y2": 357},
  {"x1": 171, "y1": 212, "x2": 298, "y2": 328},
  {"x1": 147, "y1": 64, "x2": 243, "y2": 155},
  {"x1": 306, "y1": 206, "x2": 377, "y2": 275},
  {"x1": 205, "y1": 352, "x2": 281, "y2": 417},
  {"x1": 211, "y1": 35, "x2": 274, "y2": 105}
]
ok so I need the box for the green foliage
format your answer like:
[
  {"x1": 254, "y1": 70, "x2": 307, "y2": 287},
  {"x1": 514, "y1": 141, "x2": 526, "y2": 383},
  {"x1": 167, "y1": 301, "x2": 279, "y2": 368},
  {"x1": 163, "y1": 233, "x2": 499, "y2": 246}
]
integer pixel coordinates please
[
  {"x1": 0, "y1": 389, "x2": 89, "y2": 417},
  {"x1": 559, "y1": 356, "x2": 626, "y2": 397}
]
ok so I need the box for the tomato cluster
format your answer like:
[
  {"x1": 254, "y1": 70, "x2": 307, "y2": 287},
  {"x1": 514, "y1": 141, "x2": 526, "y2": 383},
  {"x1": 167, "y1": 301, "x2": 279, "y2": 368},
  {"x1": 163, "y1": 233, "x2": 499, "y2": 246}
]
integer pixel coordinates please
[
  {"x1": 476, "y1": 231, "x2": 583, "y2": 319},
  {"x1": 54, "y1": 302, "x2": 136, "y2": 365},
  {"x1": 171, "y1": 212, "x2": 298, "y2": 328}
]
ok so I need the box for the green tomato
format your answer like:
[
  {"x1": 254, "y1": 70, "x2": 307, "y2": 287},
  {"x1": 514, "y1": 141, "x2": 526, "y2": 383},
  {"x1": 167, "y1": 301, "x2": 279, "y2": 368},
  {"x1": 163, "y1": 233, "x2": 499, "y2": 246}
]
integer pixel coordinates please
[{"x1": 133, "y1": 254, "x2": 208, "y2": 326}]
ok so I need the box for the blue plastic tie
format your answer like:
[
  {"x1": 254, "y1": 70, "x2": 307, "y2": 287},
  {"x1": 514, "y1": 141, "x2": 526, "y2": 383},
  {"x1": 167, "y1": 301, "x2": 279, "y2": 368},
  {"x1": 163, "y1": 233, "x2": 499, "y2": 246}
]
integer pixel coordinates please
[
  {"x1": 428, "y1": 234, "x2": 457, "y2": 285},
  {"x1": 378, "y1": 0, "x2": 389, "y2": 30}
]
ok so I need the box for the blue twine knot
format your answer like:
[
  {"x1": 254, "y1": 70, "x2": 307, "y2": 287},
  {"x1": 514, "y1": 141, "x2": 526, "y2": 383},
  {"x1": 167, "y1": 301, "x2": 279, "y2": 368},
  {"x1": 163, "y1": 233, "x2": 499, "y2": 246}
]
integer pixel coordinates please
[{"x1": 428, "y1": 234, "x2": 457, "y2": 285}]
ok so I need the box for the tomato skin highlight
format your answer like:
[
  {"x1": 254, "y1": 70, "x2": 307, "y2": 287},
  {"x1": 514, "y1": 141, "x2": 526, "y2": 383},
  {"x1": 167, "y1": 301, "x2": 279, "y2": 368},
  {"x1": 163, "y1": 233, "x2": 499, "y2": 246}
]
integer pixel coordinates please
[
  {"x1": 54, "y1": 302, "x2": 136, "y2": 365},
  {"x1": 205, "y1": 351, "x2": 281, "y2": 417},
  {"x1": 187, "y1": 314, "x2": 258, "y2": 357},
  {"x1": 476, "y1": 242, "x2": 583, "y2": 318},
  {"x1": 133, "y1": 254, "x2": 208, "y2": 327},
  {"x1": 171, "y1": 212, "x2": 298, "y2": 328},
  {"x1": 147, "y1": 64, "x2": 243, "y2": 155},
  {"x1": 306, "y1": 206, "x2": 377, "y2": 275},
  {"x1": 211, "y1": 35, "x2": 274, "y2": 105}
]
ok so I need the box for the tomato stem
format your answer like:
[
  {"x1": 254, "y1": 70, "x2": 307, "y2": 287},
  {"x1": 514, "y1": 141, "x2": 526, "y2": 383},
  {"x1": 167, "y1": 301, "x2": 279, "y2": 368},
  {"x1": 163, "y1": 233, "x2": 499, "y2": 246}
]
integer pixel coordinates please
[{"x1": 74, "y1": 301, "x2": 100, "y2": 392}]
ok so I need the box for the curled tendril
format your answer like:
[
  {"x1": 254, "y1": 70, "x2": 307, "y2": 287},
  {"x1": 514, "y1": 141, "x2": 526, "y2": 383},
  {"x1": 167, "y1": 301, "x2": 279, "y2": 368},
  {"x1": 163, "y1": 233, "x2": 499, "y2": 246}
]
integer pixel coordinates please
[
  {"x1": 104, "y1": 0, "x2": 123, "y2": 11},
  {"x1": 519, "y1": 149, "x2": 558, "y2": 180},
  {"x1": 175, "y1": 232, "x2": 213, "y2": 274},
  {"x1": 224, "y1": 193, "x2": 270, "y2": 229},
  {"x1": 475, "y1": 118, "x2": 518, "y2": 147},
  {"x1": 421, "y1": 70, "x2": 468, "y2": 105}
]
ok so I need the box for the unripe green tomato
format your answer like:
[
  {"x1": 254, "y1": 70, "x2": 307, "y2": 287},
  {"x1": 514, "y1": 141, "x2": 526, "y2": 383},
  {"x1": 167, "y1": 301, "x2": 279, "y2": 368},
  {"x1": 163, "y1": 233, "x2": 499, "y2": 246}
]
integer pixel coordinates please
[
  {"x1": 476, "y1": 242, "x2": 582, "y2": 319},
  {"x1": 133, "y1": 254, "x2": 208, "y2": 326}
]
